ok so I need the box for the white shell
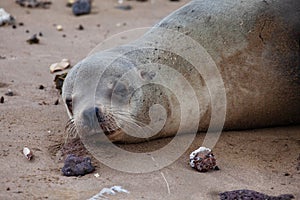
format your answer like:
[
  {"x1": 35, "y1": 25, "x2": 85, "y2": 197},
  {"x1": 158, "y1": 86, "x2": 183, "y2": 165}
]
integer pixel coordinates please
[
  {"x1": 189, "y1": 146, "x2": 211, "y2": 168},
  {"x1": 23, "y1": 147, "x2": 33, "y2": 160},
  {"x1": 49, "y1": 59, "x2": 70, "y2": 73},
  {"x1": 56, "y1": 25, "x2": 63, "y2": 31}
]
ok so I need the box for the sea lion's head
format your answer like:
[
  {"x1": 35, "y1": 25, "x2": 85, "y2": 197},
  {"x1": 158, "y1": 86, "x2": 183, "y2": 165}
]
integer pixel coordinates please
[{"x1": 62, "y1": 50, "x2": 175, "y2": 143}]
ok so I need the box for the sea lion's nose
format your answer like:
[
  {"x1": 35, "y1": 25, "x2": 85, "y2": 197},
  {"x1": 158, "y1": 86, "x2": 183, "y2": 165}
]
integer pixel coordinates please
[
  {"x1": 81, "y1": 107, "x2": 97, "y2": 127},
  {"x1": 95, "y1": 107, "x2": 106, "y2": 123}
]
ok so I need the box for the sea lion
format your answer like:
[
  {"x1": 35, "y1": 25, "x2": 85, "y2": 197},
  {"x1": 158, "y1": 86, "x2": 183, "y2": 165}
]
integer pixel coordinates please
[{"x1": 62, "y1": 0, "x2": 300, "y2": 144}]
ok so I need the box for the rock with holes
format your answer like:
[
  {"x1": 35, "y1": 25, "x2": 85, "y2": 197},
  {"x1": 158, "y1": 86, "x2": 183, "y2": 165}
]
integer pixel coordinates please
[
  {"x1": 219, "y1": 189, "x2": 294, "y2": 200},
  {"x1": 62, "y1": 154, "x2": 95, "y2": 176},
  {"x1": 189, "y1": 146, "x2": 218, "y2": 172}
]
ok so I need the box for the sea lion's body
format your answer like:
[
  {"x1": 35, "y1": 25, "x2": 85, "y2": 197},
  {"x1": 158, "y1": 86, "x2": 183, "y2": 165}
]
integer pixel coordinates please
[{"x1": 62, "y1": 0, "x2": 300, "y2": 143}]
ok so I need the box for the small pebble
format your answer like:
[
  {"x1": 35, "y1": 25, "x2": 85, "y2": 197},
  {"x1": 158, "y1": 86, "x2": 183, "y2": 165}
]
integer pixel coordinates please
[
  {"x1": 6, "y1": 187, "x2": 10, "y2": 191},
  {"x1": 62, "y1": 34, "x2": 66, "y2": 38},
  {"x1": 77, "y1": 24, "x2": 84, "y2": 30},
  {"x1": 39, "y1": 32, "x2": 43, "y2": 37},
  {"x1": 5, "y1": 89, "x2": 14, "y2": 96},
  {"x1": 18, "y1": 22, "x2": 24, "y2": 26},
  {"x1": 66, "y1": 0, "x2": 76, "y2": 7},
  {"x1": 23, "y1": 147, "x2": 33, "y2": 160},
  {"x1": 115, "y1": 5, "x2": 132, "y2": 11},
  {"x1": 25, "y1": 30, "x2": 30, "y2": 33},
  {"x1": 54, "y1": 99, "x2": 59, "y2": 105},
  {"x1": 12, "y1": 25, "x2": 17, "y2": 29},
  {"x1": 26, "y1": 34, "x2": 39, "y2": 44},
  {"x1": 39, "y1": 85, "x2": 44, "y2": 90},
  {"x1": 72, "y1": 0, "x2": 91, "y2": 16},
  {"x1": 56, "y1": 25, "x2": 63, "y2": 31},
  {"x1": 284, "y1": 173, "x2": 290, "y2": 176},
  {"x1": 0, "y1": 96, "x2": 4, "y2": 103}
]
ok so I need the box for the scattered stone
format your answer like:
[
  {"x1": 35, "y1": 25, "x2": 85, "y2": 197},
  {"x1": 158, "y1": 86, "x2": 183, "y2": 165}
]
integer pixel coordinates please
[
  {"x1": 15, "y1": 0, "x2": 52, "y2": 9},
  {"x1": 6, "y1": 187, "x2": 10, "y2": 191},
  {"x1": 62, "y1": 34, "x2": 66, "y2": 38},
  {"x1": 189, "y1": 146, "x2": 218, "y2": 172},
  {"x1": 23, "y1": 147, "x2": 33, "y2": 160},
  {"x1": 39, "y1": 32, "x2": 43, "y2": 36},
  {"x1": 115, "y1": 5, "x2": 132, "y2": 11},
  {"x1": 38, "y1": 101, "x2": 48, "y2": 105},
  {"x1": 116, "y1": 22, "x2": 127, "y2": 27},
  {"x1": 38, "y1": 85, "x2": 44, "y2": 90},
  {"x1": 54, "y1": 99, "x2": 59, "y2": 105},
  {"x1": 77, "y1": 24, "x2": 84, "y2": 30},
  {"x1": 284, "y1": 172, "x2": 290, "y2": 176},
  {"x1": 54, "y1": 73, "x2": 67, "y2": 94},
  {"x1": 56, "y1": 24, "x2": 63, "y2": 31},
  {"x1": 66, "y1": 0, "x2": 76, "y2": 7},
  {"x1": 219, "y1": 189, "x2": 294, "y2": 200},
  {"x1": 0, "y1": 96, "x2": 4, "y2": 103},
  {"x1": 26, "y1": 34, "x2": 39, "y2": 44},
  {"x1": 25, "y1": 29, "x2": 29, "y2": 33},
  {"x1": 18, "y1": 22, "x2": 24, "y2": 26},
  {"x1": 62, "y1": 154, "x2": 95, "y2": 176},
  {"x1": 0, "y1": 8, "x2": 15, "y2": 26},
  {"x1": 5, "y1": 89, "x2": 14, "y2": 96},
  {"x1": 12, "y1": 25, "x2": 17, "y2": 29},
  {"x1": 49, "y1": 58, "x2": 71, "y2": 73},
  {"x1": 72, "y1": 0, "x2": 91, "y2": 16}
]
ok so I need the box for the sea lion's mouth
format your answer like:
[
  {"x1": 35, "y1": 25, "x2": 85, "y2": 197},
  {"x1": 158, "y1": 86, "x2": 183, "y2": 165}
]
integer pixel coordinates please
[{"x1": 95, "y1": 106, "x2": 121, "y2": 137}]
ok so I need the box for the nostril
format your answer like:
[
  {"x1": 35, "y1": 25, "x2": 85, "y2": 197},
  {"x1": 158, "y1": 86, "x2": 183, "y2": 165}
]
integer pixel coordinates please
[{"x1": 95, "y1": 107, "x2": 105, "y2": 123}]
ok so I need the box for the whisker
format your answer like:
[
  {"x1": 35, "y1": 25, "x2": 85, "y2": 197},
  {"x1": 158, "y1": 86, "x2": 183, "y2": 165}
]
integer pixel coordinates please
[{"x1": 64, "y1": 118, "x2": 78, "y2": 142}]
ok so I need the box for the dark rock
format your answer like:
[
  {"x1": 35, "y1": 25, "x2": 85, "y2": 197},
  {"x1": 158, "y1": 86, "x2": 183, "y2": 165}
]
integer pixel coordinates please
[
  {"x1": 219, "y1": 189, "x2": 294, "y2": 200},
  {"x1": 54, "y1": 73, "x2": 67, "y2": 94},
  {"x1": 26, "y1": 34, "x2": 39, "y2": 44},
  {"x1": 39, "y1": 32, "x2": 43, "y2": 37},
  {"x1": 77, "y1": 24, "x2": 84, "y2": 30},
  {"x1": 72, "y1": 0, "x2": 91, "y2": 16},
  {"x1": 54, "y1": 99, "x2": 59, "y2": 105},
  {"x1": 18, "y1": 22, "x2": 24, "y2": 26},
  {"x1": 62, "y1": 154, "x2": 95, "y2": 176},
  {"x1": 38, "y1": 85, "x2": 44, "y2": 90},
  {"x1": 15, "y1": 0, "x2": 52, "y2": 9},
  {"x1": 0, "y1": 96, "x2": 4, "y2": 103},
  {"x1": 12, "y1": 25, "x2": 17, "y2": 29}
]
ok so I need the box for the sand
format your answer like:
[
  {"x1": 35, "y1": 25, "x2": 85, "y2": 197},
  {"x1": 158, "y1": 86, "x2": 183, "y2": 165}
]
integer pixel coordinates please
[{"x1": 0, "y1": 0, "x2": 299, "y2": 199}]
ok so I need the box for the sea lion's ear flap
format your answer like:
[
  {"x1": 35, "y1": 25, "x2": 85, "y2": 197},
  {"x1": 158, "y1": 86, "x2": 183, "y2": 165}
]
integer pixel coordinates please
[{"x1": 138, "y1": 69, "x2": 157, "y2": 82}]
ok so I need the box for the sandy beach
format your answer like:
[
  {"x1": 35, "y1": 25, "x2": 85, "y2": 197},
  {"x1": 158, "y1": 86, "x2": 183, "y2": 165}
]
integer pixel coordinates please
[{"x1": 0, "y1": 0, "x2": 299, "y2": 199}]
